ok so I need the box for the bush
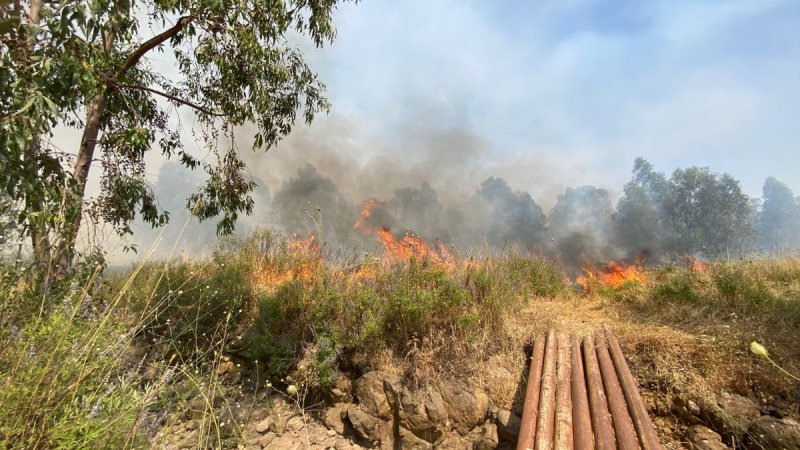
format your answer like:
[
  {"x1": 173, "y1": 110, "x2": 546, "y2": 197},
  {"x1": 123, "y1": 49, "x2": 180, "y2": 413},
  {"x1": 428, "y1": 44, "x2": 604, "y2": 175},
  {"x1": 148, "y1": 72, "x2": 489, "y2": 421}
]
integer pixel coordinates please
[
  {"x1": 108, "y1": 257, "x2": 255, "y2": 368},
  {"x1": 651, "y1": 266, "x2": 702, "y2": 303},
  {"x1": 496, "y1": 254, "x2": 571, "y2": 297}
]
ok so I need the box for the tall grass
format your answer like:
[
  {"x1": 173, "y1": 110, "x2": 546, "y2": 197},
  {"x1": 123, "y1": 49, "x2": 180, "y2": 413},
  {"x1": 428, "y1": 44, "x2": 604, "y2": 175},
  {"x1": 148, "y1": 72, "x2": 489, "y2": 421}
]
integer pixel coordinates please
[{"x1": 3, "y1": 228, "x2": 798, "y2": 448}]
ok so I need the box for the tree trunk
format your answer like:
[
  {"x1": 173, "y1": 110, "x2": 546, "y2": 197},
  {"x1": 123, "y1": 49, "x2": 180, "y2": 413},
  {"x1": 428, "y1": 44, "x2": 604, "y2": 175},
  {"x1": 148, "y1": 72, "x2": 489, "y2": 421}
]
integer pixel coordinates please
[
  {"x1": 54, "y1": 29, "x2": 115, "y2": 275},
  {"x1": 54, "y1": 13, "x2": 192, "y2": 273},
  {"x1": 16, "y1": 0, "x2": 53, "y2": 277}
]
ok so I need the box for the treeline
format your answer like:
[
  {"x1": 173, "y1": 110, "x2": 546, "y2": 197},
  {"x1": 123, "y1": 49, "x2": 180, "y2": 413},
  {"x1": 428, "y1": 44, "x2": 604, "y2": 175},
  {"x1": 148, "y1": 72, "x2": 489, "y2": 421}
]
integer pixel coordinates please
[{"x1": 134, "y1": 157, "x2": 799, "y2": 264}]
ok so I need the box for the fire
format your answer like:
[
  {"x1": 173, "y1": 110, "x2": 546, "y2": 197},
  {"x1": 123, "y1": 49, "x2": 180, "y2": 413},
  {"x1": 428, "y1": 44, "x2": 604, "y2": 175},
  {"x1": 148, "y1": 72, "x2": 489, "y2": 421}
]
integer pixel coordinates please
[
  {"x1": 354, "y1": 199, "x2": 443, "y2": 262},
  {"x1": 684, "y1": 254, "x2": 708, "y2": 273},
  {"x1": 376, "y1": 228, "x2": 440, "y2": 261},
  {"x1": 288, "y1": 233, "x2": 319, "y2": 256},
  {"x1": 353, "y1": 198, "x2": 379, "y2": 232},
  {"x1": 252, "y1": 234, "x2": 320, "y2": 291},
  {"x1": 577, "y1": 260, "x2": 646, "y2": 291}
]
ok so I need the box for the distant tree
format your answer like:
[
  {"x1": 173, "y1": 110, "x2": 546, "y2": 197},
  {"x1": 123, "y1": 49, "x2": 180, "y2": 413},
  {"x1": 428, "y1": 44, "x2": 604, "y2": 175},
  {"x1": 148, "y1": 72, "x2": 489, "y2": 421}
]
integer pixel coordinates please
[
  {"x1": 549, "y1": 185, "x2": 615, "y2": 266},
  {"x1": 615, "y1": 184, "x2": 663, "y2": 257},
  {"x1": 614, "y1": 158, "x2": 672, "y2": 259},
  {"x1": 630, "y1": 157, "x2": 670, "y2": 203},
  {"x1": 130, "y1": 161, "x2": 223, "y2": 257},
  {"x1": 271, "y1": 165, "x2": 357, "y2": 247},
  {"x1": 1, "y1": 0, "x2": 353, "y2": 274},
  {"x1": 663, "y1": 167, "x2": 753, "y2": 258},
  {"x1": 388, "y1": 183, "x2": 459, "y2": 243},
  {"x1": 550, "y1": 185, "x2": 614, "y2": 237},
  {"x1": 477, "y1": 177, "x2": 547, "y2": 249},
  {"x1": 758, "y1": 177, "x2": 800, "y2": 253}
]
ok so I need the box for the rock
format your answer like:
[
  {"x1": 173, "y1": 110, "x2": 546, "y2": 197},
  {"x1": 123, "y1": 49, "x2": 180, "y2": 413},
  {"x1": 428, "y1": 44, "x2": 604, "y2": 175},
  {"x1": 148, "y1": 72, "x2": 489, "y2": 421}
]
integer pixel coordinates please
[
  {"x1": 254, "y1": 417, "x2": 273, "y2": 434},
  {"x1": 474, "y1": 422, "x2": 499, "y2": 450},
  {"x1": 708, "y1": 392, "x2": 761, "y2": 443},
  {"x1": 388, "y1": 386, "x2": 449, "y2": 443},
  {"x1": 308, "y1": 426, "x2": 330, "y2": 445},
  {"x1": 440, "y1": 383, "x2": 490, "y2": 434},
  {"x1": 258, "y1": 432, "x2": 276, "y2": 447},
  {"x1": 746, "y1": 416, "x2": 800, "y2": 449},
  {"x1": 398, "y1": 427, "x2": 433, "y2": 449},
  {"x1": 672, "y1": 395, "x2": 704, "y2": 425},
  {"x1": 286, "y1": 415, "x2": 305, "y2": 433},
  {"x1": 249, "y1": 406, "x2": 270, "y2": 422},
  {"x1": 323, "y1": 405, "x2": 346, "y2": 435},
  {"x1": 436, "y1": 434, "x2": 471, "y2": 450},
  {"x1": 347, "y1": 405, "x2": 386, "y2": 442},
  {"x1": 272, "y1": 411, "x2": 289, "y2": 436},
  {"x1": 334, "y1": 438, "x2": 353, "y2": 449},
  {"x1": 686, "y1": 425, "x2": 729, "y2": 450},
  {"x1": 265, "y1": 434, "x2": 295, "y2": 450},
  {"x1": 353, "y1": 371, "x2": 398, "y2": 419},
  {"x1": 496, "y1": 409, "x2": 520, "y2": 442}
]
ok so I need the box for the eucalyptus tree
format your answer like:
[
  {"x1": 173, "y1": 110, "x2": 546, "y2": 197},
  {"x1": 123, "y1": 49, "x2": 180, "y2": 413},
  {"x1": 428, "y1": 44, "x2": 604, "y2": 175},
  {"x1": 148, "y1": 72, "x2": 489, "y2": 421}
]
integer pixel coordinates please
[
  {"x1": 614, "y1": 158, "x2": 672, "y2": 259},
  {"x1": 1, "y1": 0, "x2": 353, "y2": 273},
  {"x1": 663, "y1": 167, "x2": 753, "y2": 258},
  {"x1": 758, "y1": 177, "x2": 800, "y2": 253}
]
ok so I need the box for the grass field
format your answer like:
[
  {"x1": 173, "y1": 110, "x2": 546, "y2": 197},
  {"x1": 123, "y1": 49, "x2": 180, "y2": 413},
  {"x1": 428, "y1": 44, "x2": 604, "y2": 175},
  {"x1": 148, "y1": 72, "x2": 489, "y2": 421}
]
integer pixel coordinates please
[{"x1": 1, "y1": 230, "x2": 798, "y2": 448}]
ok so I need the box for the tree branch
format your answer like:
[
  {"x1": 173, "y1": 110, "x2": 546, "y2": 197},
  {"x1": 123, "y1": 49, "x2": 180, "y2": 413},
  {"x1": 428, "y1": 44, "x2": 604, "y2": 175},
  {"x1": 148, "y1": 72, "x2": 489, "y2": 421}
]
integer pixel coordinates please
[
  {"x1": 114, "y1": 15, "x2": 194, "y2": 79},
  {"x1": 111, "y1": 82, "x2": 223, "y2": 116}
]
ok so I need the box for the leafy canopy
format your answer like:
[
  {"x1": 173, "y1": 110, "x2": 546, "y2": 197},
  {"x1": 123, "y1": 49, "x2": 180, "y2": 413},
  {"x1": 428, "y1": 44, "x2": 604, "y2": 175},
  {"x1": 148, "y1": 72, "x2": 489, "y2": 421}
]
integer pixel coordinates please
[{"x1": 1, "y1": 0, "x2": 353, "y2": 248}]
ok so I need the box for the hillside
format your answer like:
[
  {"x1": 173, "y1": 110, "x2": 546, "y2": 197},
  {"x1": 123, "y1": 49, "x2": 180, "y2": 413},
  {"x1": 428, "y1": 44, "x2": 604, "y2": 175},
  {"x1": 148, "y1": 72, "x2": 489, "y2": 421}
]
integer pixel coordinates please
[{"x1": 1, "y1": 230, "x2": 799, "y2": 449}]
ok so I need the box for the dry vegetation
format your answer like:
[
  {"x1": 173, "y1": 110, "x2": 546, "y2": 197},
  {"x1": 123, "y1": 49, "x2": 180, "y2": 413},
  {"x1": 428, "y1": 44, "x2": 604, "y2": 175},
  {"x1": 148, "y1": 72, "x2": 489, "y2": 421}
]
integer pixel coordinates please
[{"x1": 1, "y1": 229, "x2": 799, "y2": 448}]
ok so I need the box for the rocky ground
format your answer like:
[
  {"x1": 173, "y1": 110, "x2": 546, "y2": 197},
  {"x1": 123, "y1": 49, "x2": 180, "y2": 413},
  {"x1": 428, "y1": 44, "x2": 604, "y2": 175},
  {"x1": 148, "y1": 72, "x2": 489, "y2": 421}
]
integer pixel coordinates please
[{"x1": 147, "y1": 367, "x2": 800, "y2": 449}]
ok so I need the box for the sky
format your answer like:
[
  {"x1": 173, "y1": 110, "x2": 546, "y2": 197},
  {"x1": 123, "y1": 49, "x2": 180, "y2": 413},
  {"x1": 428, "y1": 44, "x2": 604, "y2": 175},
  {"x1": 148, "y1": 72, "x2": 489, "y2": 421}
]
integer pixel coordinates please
[
  {"x1": 54, "y1": 0, "x2": 800, "y2": 259},
  {"x1": 279, "y1": 0, "x2": 800, "y2": 200}
]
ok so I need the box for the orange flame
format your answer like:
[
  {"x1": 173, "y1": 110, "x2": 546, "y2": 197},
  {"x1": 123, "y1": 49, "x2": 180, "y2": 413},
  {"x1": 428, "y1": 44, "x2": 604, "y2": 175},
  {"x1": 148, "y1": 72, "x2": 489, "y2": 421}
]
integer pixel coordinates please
[
  {"x1": 288, "y1": 234, "x2": 319, "y2": 256},
  {"x1": 354, "y1": 198, "x2": 379, "y2": 233},
  {"x1": 684, "y1": 254, "x2": 708, "y2": 273},
  {"x1": 577, "y1": 260, "x2": 646, "y2": 291},
  {"x1": 354, "y1": 199, "x2": 444, "y2": 262},
  {"x1": 252, "y1": 234, "x2": 320, "y2": 291}
]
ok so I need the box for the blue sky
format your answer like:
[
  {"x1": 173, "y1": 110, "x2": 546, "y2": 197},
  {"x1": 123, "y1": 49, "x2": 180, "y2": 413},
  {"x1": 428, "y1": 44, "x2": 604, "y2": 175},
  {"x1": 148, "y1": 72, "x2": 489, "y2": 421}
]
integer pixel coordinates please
[{"x1": 273, "y1": 0, "x2": 800, "y2": 201}]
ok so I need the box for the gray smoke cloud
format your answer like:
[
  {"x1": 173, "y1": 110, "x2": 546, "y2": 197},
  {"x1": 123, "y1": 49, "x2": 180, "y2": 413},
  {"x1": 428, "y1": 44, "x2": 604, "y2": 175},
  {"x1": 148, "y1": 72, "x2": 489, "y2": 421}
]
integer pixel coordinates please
[{"x1": 121, "y1": 107, "x2": 654, "y2": 270}]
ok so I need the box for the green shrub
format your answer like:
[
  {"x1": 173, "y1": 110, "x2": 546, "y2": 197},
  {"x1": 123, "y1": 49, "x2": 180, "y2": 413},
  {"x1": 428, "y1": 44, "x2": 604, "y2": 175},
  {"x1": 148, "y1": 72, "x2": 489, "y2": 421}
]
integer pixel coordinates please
[
  {"x1": 0, "y1": 272, "x2": 146, "y2": 449},
  {"x1": 497, "y1": 254, "x2": 570, "y2": 297},
  {"x1": 651, "y1": 266, "x2": 701, "y2": 303},
  {"x1": 110, "y1": 259, "x2": 252, "y2": 366}
]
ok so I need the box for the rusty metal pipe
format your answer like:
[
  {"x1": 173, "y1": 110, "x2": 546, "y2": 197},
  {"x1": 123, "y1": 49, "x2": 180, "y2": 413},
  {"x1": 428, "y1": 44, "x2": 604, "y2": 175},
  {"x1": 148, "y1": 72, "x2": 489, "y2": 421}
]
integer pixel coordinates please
[
  {"x1": 554, "y1": 334, "x2": 574, "y2": 449},
  {"x1": 595, "y1": 333, "x2": 641, "y2": 450},
  {"x1": 535, "y1": 331, "x2": 557, "y2": 450},
  {"x1": 570, "y1": 335, "x2": 593, "y2": 450},
  {"x1": 583, "y1": 336, "x2": 616, "y2": 450},
  {"x1": 606, "y1": 331, "x2": 663, "y2": 450},
  {"x1": 517, "y1": 335, "x2": 547, "y2": 450}
]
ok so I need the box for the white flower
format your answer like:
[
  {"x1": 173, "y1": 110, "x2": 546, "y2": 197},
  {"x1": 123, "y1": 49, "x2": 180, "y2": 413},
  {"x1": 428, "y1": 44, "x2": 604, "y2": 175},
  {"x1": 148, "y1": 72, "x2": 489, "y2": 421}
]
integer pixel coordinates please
[{"x1": 286, "y1": 384, "x2": 299, "y2": 395}]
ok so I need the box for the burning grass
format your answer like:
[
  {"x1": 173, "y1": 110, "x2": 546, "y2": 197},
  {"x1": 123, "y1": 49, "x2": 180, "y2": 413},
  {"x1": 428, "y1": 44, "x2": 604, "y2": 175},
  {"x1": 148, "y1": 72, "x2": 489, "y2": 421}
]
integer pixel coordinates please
[
  {"x1": 4, "y1": 230, "x2": 800, "y2": 447},
  {"x1": 577, "y1": 260, "x2": 647, "y2": 292},
  {"x1": 116, "y1": 231, "x2": 800, "y2": 406}
]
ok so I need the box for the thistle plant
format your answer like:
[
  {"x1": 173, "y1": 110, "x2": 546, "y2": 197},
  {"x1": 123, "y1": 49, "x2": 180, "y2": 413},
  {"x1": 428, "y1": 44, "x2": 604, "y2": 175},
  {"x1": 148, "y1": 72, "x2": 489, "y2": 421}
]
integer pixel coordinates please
[{"x1": 750, "y1": 342, "x2": 800, "y2": 382}]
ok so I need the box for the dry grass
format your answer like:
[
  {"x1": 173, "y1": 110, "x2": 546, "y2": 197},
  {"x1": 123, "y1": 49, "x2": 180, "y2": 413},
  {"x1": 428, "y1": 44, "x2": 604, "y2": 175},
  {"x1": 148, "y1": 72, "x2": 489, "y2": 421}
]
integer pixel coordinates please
[{"x1": 5, "y1": 229, "x2": 799, "y2": 447}]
